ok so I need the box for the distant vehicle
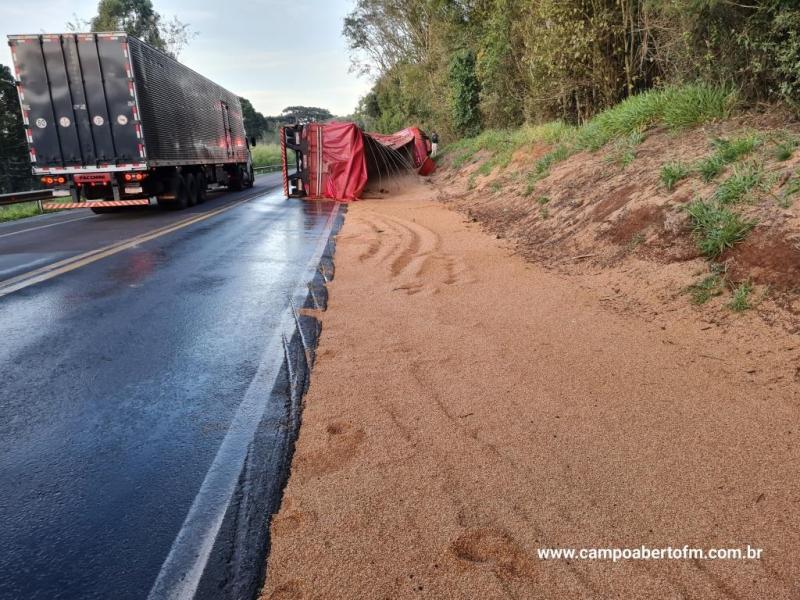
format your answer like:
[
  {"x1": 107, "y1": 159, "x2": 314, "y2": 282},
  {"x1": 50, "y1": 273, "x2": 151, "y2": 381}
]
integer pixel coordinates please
[{"x1": 7, "y1": 32, "x2": 255, "y2": 213}]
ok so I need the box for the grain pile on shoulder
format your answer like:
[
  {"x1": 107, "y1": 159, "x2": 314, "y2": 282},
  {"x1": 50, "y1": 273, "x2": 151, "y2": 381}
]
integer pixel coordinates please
[{"x1": 262, "y1": 182, "x2": 799, "y2": 599}]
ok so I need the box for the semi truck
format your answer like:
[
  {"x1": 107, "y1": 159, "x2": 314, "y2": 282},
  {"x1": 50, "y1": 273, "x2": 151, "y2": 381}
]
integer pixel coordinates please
[{"x1": 7, "y1": 32, "x2": 254, "y2": 213}]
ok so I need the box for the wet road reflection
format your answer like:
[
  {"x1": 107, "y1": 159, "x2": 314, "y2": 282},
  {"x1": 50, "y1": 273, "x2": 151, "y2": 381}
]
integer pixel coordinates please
[{"x1": 0, "y1": 188, "x2": 339, "y2": 600}]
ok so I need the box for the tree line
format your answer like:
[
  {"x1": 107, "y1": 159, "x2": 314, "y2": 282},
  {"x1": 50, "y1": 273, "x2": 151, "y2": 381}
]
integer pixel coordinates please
[{"x1": 345, "y1": 0, "x2": 800, "y2": 138}]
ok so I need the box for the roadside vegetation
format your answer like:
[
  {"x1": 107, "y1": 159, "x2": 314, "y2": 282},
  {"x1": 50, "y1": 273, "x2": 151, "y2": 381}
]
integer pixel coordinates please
[
  {"x1": 433, "y1": 80, "x2": 800, "y2": 313},
  {"x1": 0, "y1": 201, "x2": 42, "y2": 223},
  {"x1": 251, "y1": 144, "x2": 283, "y2": 169}
]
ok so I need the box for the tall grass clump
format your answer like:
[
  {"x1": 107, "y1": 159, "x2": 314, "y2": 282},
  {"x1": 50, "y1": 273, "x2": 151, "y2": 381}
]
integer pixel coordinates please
[
  {"x1": 775, "y1": 139, "x2": 797, "y2": 161},
  {"x1": 661, "y1": 162, "x2": 691, "y2": 191},
  {"x1": 686, "y1": 199, "x2": 756, "y2": 258},
  {"x1": 713, "y1": 163, "x2": 764, "y2": 205},
  {"x1": 576, "y1": 89, "x2": 667, "y2": 151},
  {"x1": 712, "y1": 135, "x2": 761, "y2": 163},
  {"x1": 575, "y1": 84, "x2": 737, "y2": 152},
  {"x1": 728, "y1": 282, "x2": 754, "y2": 312},
  {"x1": 661, "y1": 84, "x2": 738, "y2": 130}
]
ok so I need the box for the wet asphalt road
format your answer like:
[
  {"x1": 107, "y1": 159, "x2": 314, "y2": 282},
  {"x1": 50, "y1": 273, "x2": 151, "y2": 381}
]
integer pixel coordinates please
[{"x1": 0, "y1": 174, "x2": 340, "y2": 599}]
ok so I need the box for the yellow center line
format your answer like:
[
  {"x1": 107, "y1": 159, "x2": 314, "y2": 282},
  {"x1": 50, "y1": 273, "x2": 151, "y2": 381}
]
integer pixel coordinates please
[{"x1": 0, "y1": 192, "x2": 264, "y2": 298}]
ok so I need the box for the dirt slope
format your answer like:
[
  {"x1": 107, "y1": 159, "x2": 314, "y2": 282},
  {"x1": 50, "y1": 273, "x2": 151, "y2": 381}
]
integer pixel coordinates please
[
  {"x1": 435, "y1": 113, "x2": 800, "y2": 331},
  {"x1": 262, "y1": 184, "x2": 800, "y2": 599}
]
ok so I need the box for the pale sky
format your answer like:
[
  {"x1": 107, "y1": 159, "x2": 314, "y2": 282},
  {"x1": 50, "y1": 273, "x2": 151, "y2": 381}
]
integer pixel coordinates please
[{"x1": 0, "y1": 0, "x2": 372, "y2": 116}]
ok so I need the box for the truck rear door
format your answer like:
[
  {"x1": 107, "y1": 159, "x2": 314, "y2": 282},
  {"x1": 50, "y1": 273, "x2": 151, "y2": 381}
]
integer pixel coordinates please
[{"x1": 9, "y1": 33, "x2": 141, "y2": 170}]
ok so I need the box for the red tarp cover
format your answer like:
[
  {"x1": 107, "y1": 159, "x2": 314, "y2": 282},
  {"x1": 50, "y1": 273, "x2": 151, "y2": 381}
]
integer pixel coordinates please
[
  {"x1": 285, "y1": 122, "x2": 435, "y2": 202},
  {"x1": 369, "y1": 126, "x2": 436, "y2": 177}
]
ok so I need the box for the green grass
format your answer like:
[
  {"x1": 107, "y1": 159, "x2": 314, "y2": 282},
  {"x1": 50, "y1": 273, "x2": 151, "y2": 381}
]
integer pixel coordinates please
[
  {"x1": 778, "y1": 175, "x2": 800, "y2": 208},
  {"x1": 693, "y1": 134, "x2": 761, "y2": 183},
  {"x1": 713, "y1": 163, "x2": 764, "y2": 205},
  {"x1": 662, "y1": 84, "x2": 738, "y2": 129},
  {"x1": 774, "y1": 138, "x2": 797, "y2": 161},
  {"x1": 444, "y1": 84, "x2": 737, "y2": 192},
  {"x1": 687, "y1": 272, "x2": 725, "y2": 304},
  {"x1": 711, "y1": 135, "x2": 761, "y2": 163},
  {"x1": 576, "y1": 84, "x2": 737, "y2": 151},
  {"x1": 661, "y1": 161, "x2": 691, "y2": 191},
  {"x1": 728, "y1": 281, "x2": 753, "y2": 311},
  {"x1": 606, "y1": 131, "x2": 645, "y2": 167},
  {"x1": 626, "y1": 232, "x2": 646, "y2": 251},
  {"x1": 0, "y1": 201, "x2": 42, "y2": 223},
  {"x1": 250, "y1": 143, "x2": 282, "y2": 168},
  {"x1": 696, "y1": 154, "x2": 726, "y2": 182},
  {"x1": 445, "y1": 123, "x2": 578, "y2": 171},
  {"x1": 686, "y1": 199, "x2": 756, "y2": 258},
  {"x1": 537, "y1": 196, "x2": 550, "y2": 205},
  {"x1": 528, "y1": 145, "x2": 572, "y2": 184}
]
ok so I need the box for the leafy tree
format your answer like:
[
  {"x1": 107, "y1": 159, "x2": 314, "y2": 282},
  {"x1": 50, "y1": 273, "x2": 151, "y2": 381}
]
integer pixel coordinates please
[
  {"x1": 91, "y1": 0, "x2": 165, "y2": 50},
  {"x1": 475, "y1": 0, "x2": 525, "y2": 128},
  {"x1": 280, "y1": 106, "x2": 334, "y2": 124},
  {"x1": 239, "y1": 97, "x2": 268, "y2": 140},
  {"x1": 0, "y1": 64, "x2": 34, "y2": 193},
  {"x1": 70, "y1": 0, "x2": 196, "y2": 58},
  {"x1": 448, "y1": 49, "x2": 481, "y2": 137}
]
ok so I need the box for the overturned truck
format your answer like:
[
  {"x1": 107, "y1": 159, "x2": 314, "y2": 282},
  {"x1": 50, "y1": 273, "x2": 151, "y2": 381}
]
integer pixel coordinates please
[{"x1": 280, "y1": 122, "x2": 436, "y2": 201}]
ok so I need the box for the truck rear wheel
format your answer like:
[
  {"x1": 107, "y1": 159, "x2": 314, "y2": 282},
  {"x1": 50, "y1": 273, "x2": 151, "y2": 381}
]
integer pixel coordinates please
[
  {"x1": 228, "y1": 166, "x2": 243, "y2": 191},
  {"x1": 197, "y1": 172, "x2": 208, "y2": 203},
  {"x1": 158, "y1": 173, "x2": 189, "y2": 210},
  {"x1": 245, "y1": 166, "x2": 254, "y2": 188},
  {"x1": 186, "y1": 173, "x2": 199, "y2": 207}
]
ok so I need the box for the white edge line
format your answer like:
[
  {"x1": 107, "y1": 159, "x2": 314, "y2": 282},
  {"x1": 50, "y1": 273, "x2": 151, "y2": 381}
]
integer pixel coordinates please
[
  {"x1": 0, "y1": 214, "x2": 95, "y2": 239},
  {"x1": 146, "y1": 202, "x2": 340, "y2": 600}
]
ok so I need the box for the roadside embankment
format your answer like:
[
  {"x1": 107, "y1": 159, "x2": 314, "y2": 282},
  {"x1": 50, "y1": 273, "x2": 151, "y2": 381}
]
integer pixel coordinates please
[
  {"x1": 435, "y1": 95, "x2": 800, "y2": 330},
  {"x1": 262, "y1": 183, "x2": 799, "y2": 599}
]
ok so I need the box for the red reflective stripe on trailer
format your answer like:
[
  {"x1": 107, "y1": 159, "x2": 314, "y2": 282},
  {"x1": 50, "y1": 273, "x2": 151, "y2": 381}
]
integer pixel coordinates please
[{"x1": 42, "y1": 199, "x2": 151, "y2": 210}]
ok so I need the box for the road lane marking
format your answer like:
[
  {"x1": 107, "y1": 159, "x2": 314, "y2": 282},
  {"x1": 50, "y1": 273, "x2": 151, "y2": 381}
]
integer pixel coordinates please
[
  {"x1": 0, "y1": 191, "x2": 268, "y2": 298},
  {"x1": 146, "y1": 203, "x2": 340, "y2": 600},
  {"x1": 0, "y1": 214, "x2": 95, "y2": 239}
]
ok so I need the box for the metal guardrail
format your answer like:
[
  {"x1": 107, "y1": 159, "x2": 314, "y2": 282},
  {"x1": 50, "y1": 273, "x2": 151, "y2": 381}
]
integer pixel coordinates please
[
  {"x1": 0, "y1": 189, "x2": 53, "y2": 207},
  {"x1": 253, "y1": 164, "x2": 282, "y2": 175}
]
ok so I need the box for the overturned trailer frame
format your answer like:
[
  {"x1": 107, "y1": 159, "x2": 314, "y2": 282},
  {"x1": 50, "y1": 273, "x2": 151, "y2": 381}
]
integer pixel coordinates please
[{"x1": 280, "y1": 122, "x2": 436, "y2": 201}]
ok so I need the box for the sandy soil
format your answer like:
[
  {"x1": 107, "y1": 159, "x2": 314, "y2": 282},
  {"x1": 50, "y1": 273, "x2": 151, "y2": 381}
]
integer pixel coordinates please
[{"x1": 262, "y1": 183, "x2": 800, "y2": 599}]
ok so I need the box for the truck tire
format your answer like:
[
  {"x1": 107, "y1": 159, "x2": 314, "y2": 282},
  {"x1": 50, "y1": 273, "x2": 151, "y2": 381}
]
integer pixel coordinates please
[
  {"x1": 228, "y1": 166, "x2": 243, "y2": 191},
  {"x1": 197, "y1": 172, "x2": 208, "y2": 203},
  {"x1": 159, "y1": 173, "x2": 189, "y2": 210},
  {"x1": 245, "y1": 166, "x2": 254, "y2": 188},
  {"x1": 186, "y1": 173, "x2": 199, "y2": 207}
]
